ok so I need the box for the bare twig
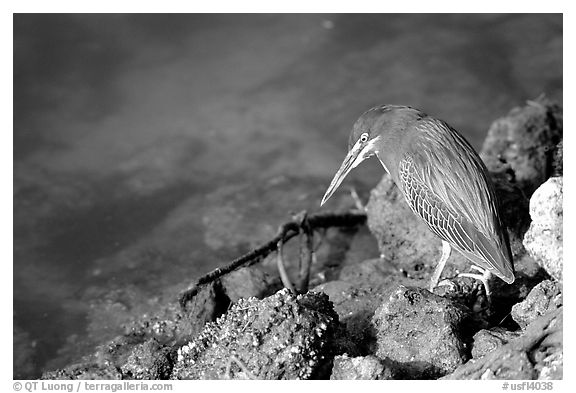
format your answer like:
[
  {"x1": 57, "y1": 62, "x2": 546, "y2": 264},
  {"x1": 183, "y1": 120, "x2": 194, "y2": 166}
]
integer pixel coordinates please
[
  {"x1": 276, "y1": 239, "x2": 296, "y2": 292},
  {"x1": 179, "y1": 210, "x2": 366, "y2": 309},
  {"x1": 296, "y1": 215, "x2": 313, "y2": 293}
]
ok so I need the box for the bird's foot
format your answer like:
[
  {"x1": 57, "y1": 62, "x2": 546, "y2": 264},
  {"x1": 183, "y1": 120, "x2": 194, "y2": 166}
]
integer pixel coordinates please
[
  {"x1": 432, "y1": 275, "x2": 491, "y2": 314},
  {"x1": 457, "y1": 267, "x2": 492, "y2": 304}
]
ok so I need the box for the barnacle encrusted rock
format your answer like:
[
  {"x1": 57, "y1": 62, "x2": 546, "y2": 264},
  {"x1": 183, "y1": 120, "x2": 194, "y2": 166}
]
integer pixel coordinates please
[
  {"x1": 171, "y1": 288, "x2": 339, "y2": 379},
  {"x1": 372, "y1": 285, "x2": 469, "y2": 378},
  {"x1": 314, "y1": 270, "x2": 398, "y2": 354},
  {"x1": 522, "y1": 177, "x2": 563, "y2": 283},
  {"x1": 120, "y1": 338, "x2": 173, "y2": 379},
  {"x1": 41, "y1": 364, "x2": 122, "y2": 380}
]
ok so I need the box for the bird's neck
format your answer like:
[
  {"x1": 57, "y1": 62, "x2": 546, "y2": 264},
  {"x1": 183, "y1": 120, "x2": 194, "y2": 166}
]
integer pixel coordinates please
[
  {"x1": 375, "y1": 152, "x2": 399, "y2": 183},
  {"x1": 374, "y1": 133, "x2": 407, "y2": 184},
  {"x1": 369, "y1": 109, "x2": 423, "y2": 183}
]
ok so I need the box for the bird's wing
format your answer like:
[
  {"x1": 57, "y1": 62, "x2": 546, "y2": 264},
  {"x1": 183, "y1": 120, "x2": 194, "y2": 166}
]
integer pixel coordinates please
[{"x1": 397, "y1": 119, "x2": 514, "y2": 283}]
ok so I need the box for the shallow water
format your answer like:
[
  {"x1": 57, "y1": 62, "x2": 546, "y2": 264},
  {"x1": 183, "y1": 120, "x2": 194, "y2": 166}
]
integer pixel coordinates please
[{"x1": 13, "y1": 14, "x2": 562, "y2": 378}]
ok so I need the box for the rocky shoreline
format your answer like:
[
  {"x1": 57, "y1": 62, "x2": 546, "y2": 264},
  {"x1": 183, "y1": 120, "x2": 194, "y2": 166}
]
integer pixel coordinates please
[{"x1": 42, "y1": 97, "x2": 563, "y2": 380}]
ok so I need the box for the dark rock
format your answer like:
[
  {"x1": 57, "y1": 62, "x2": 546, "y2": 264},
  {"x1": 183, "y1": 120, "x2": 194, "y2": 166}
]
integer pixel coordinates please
[
  {"x1": 511, "y1": 280, "x2": 562, "y2": 329},
  {"x1": 316, "y1": 257, "x2": 420, "y2": 354},
  {"x1": 107, "y1": 281, "x2": 229, "y2": 352},
  {"x1": 179, "y1": 281, "x2": 231, "y2": 337},
  {"x1": 484, "y1": 253, "x2": 549, "y2": 330},
  {"x1": 328, "y1": 323, "x2": 362, "y2": 360},
  {"x1": 330, "y1": 354, "x2": 393, "y2": 380},
  {"x1": 443, "y1": 307, "x2": 562, "y2": 380},
  {"x1": 120, "y1": 339, "x2": 173, "y2": 379},
  {"x1": 372, "y1": 285, "x2": 469, "y2": 378},
  {"x1": 314, "y1": 279, "x2": 384, "y2": 354},
  {"x1": 220, "y1": 266, "x2": 274, "y2": 303},
  {"x1": 523, "y1": 177, "x2": 563, "y2": 283},
  {"x1": 42, "y1": 364, "x2": 122, "y2": 380},
  {"x1": 338, "y1": 256, "x2": 402, "y2": 287},
  {"x1": 480, "y1": 96, "x2": 563, "y2": 196},
  {"x1": 490, "y1": 171, "x2": 531, "y2": 241},
  {"x1": 171, "y1": 289, "x2": 339, "y2": 379},
  {"x1": 337, "y1": 225, "x2": 381, "y2": 277},
  {"x1": 471, "y1": 328, "x2": 521, "y2": 359}
]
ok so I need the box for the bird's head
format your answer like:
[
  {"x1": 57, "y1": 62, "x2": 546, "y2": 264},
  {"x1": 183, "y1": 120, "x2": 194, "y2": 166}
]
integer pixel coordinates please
[
  {"x1": 320, "y1": 113, "x2": 384, "y2": 206},
  {"x1": 320, "y1": 105, "x2": 423, "y2": 206}
]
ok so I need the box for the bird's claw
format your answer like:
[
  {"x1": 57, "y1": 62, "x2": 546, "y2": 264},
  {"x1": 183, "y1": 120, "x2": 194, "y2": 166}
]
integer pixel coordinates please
[{"x1": 457, "y1": 268, "x2": 492, "y2": 304}]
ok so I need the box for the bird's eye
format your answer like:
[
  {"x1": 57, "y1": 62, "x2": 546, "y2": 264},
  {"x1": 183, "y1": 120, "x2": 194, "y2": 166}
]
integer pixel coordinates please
[{"x1": 360, "y1": 133, "x2": 369, "y2": 143}]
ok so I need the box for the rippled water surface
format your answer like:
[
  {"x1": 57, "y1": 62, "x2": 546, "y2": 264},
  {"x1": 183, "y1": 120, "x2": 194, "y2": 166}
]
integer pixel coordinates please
[{"x1": 13, "y1": 14, "x2": 562, "y2": 378}]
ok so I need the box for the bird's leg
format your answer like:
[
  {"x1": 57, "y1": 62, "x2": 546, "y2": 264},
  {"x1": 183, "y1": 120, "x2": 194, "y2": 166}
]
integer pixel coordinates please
[
  {"x1": 458, "y1": 266, "x2": 492, "y2": 302},
  {"x1": 429, "y1": 240, "x2": 452, "y2": 292}
]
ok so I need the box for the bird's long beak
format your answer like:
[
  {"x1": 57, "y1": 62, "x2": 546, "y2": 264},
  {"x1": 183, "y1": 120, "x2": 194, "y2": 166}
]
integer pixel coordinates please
[{"x1": 321, "y1": 139, "x2": 370, "y2": 206}]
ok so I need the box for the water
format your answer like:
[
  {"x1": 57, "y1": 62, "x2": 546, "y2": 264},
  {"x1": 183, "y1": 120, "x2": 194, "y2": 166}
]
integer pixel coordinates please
[{"x1": 13, "y1": 14, "x2": 562, "y2": 378}]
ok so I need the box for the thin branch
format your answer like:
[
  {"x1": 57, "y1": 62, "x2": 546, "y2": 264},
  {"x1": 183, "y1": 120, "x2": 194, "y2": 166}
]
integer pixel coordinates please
[
  {"x1": 296, "y1": 215, "x2": 313, "y2": 293},
  {"x1": 179, "y1": 210, "x2": 366, "y2": 309},
  {"x1": 277, "y1": 239, "x2": 296, "y2": 293}
]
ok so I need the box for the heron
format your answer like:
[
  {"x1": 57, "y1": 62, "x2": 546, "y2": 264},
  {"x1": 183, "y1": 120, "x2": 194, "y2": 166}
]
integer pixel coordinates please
[{"x1": 321, "y1": 105, "x2": 515, "y2": 298}]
